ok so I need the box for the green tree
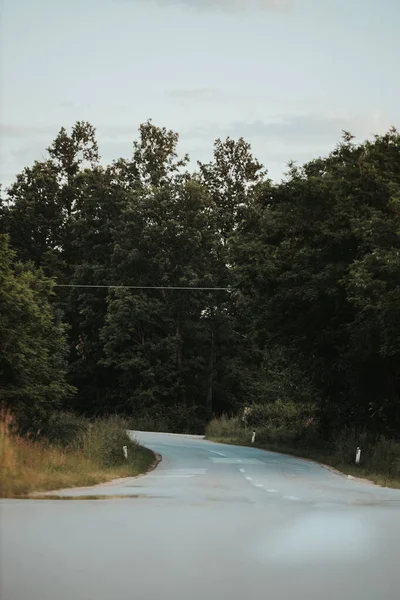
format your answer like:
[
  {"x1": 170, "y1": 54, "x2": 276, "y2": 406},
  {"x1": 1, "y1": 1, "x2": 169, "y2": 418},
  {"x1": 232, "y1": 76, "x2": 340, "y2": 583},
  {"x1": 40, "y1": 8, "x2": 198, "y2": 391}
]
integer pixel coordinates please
[
  {"x1": 231, "y1": 128, "x2": 400, "y2": 438},
  {"x1": 343, "y1": 127, "x2": 400, "y2": 436},
  {"x1": 3, "y1": 121, "x2": 99, "y2": 281},
  {"x1": 0, "y1": 234, "x2": 75, "y2": 431},
  {"x1": 198, "y1": 136, "x2": 271, "y2": 412},
  {"x1": 2, "y1": 116, "x2": 399, "y2": 442},
  {"x1": 65, "y1": 165, "x2": 125, "y2": 415},
  {"x1": 198, "y1": 136, "x2": 267, "y2": 240},
  {"x1": 101, "y1": 174, "x2": 227, "y2": 429}
]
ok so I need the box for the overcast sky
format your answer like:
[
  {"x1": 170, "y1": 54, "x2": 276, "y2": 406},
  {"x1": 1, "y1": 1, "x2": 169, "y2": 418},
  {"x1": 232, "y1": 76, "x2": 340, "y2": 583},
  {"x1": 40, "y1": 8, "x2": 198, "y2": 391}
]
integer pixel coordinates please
[{"x1": 1, "y1": 0, "x2": 399, "y2": 187}]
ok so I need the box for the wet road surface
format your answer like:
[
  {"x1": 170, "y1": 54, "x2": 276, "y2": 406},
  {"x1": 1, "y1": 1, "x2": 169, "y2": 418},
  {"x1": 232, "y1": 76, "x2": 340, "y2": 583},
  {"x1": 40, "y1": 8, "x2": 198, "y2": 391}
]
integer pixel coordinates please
[{"x1": 1, "y1": 431, "x2": 400, "y2": 599}]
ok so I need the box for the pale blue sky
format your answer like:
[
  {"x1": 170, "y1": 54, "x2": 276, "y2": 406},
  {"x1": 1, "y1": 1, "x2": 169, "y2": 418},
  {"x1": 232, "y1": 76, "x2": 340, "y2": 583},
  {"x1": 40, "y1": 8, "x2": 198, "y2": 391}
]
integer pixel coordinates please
[{"x1": 1, "y1": 0, "x2": 399, "y2": 186}]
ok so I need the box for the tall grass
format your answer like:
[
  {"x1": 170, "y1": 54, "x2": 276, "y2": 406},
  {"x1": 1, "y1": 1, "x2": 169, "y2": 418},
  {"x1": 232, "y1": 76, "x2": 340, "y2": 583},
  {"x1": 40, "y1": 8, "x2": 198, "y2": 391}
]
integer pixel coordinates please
[
  {"x1": 206, "y1": 403, "x2": 400, "y2": 489},
  {"x1": 206, "y1": 414, "x2": 246, "y2": 444},
  {"x1": 0, "y1": 408, "x2": 155, "y2": 497}
]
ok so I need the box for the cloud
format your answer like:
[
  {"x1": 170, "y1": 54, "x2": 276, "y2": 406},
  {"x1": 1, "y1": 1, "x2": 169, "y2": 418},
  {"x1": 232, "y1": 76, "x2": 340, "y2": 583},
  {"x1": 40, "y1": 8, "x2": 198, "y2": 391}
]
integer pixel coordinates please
[
  {"x1": 0, "y1": 124, "x2": 53, "y2": 139},
  {"x1": 98, "y1": 124, "x2": 141, "y2": 138},
  {"x1": 99, "y1": 140, "x2": 134, "y2": 161},
  {"x1": 0, "y1": 126, "x2": 55, "y2": 187},
  {"x1": 58, "y1": 101, "x2": 135, "y2": 113},
  {"x1": 10, "y1": 143, "x2": 50, "y2": 163},
  {"x1": 184, "y1": 111, "x2": 393, "y2": 143},
  {"x1": 149, "y1": 0, "x2": 289, "y2": 11},
  {"x1": 179, "y1": 110, "x2": 395, "y2": 179},
  {"x1": 169, "y1": 87, "x2": 223, "y2": 101},
  {"x1": 1, "y1": 112, "x2": 394, "y2": 189}
]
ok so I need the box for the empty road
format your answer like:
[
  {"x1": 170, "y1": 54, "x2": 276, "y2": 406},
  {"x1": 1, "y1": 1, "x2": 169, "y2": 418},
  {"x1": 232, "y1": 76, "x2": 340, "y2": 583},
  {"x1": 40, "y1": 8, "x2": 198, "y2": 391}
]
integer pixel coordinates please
[{"x1": 1, "y1": 432, "x2": 400, "y2": 599}]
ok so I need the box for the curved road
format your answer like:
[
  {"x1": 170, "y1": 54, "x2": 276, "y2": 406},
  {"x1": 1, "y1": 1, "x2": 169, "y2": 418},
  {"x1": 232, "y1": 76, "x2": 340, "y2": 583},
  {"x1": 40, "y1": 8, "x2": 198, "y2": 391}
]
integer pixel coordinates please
[{"x1": 1, "y1": 432, "x2": 400, "y2": 599}]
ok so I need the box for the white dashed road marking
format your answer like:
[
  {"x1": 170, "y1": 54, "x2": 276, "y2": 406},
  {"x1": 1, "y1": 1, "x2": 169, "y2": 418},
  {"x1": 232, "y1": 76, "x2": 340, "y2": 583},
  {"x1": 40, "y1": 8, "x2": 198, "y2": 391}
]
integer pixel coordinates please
[
  {"x1": 210, "y1": 451, "x2": 226, "y2": 457},
  {"x1": 245, "y1": 476, "x2": 253, "y2": 481},
  {"x1": 255, "y1": 484, "x2": 264, "y2": 488},
  {"x1": 284, "y1": 495, "x2": 300, "y2": 501},
  {"x1": 266, "y1": 489, "x2": 278, "y2": 493},
  {"x1": 239, "y1": 468, "x2": 245, "y2": 473}
]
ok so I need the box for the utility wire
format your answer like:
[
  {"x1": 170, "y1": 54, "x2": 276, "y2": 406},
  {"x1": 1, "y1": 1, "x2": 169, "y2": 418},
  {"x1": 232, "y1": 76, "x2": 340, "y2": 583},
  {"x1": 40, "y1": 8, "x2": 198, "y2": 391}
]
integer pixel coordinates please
[{"x1": 54, "y1": 284, "x2": 231, "y2": 291}]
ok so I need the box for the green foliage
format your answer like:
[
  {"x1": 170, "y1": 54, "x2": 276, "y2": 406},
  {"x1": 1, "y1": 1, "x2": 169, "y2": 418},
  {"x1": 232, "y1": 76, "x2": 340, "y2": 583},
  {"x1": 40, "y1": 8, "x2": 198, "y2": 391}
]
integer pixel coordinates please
[
  {"x1": 0, "y1": 409, "x2": 154, "y2": 497},
  {"x1": 247, "y1": 400, "x2": 314, "y2": 428},
  {"x1": 368, "y1": 437, "x2": 400, "y2": 481},
  {"x1": 34, "y1": 410, "x2": 142, "y2": 470},
  {"x1": 332, "y1": 427, "x2": 361, "y2": 464},
  {"x1": 0, "y1": 235, "x2": 75, "y2": 431},
  {"x1": 205, "y1": 415, "x2": 245, "y2": 443},
  {"x1": 39, "y1": 411, "x2": 89, "y2": 448},
  {"x1": 232, "y1": 127, "x2": 400, "y2": 438},
  {"x1": 207, "y1": 411, "x2": 400, "y2": 486},
  {"x1": 85, "y1": 415, "x2": 141, "y2": 468},
  {"x1": 1, "y1": 120, "x2": 400, "y2": 446},
  {"x1": 245, "y1": 401, "x2": 320, "y2": 448}
]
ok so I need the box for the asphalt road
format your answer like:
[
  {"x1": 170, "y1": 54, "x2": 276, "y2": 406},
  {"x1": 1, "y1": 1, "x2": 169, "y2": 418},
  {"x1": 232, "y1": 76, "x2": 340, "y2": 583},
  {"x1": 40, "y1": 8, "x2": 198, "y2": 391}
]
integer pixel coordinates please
[{"x1": 1, "y1": 432, "x2": 400, "y2": 600}]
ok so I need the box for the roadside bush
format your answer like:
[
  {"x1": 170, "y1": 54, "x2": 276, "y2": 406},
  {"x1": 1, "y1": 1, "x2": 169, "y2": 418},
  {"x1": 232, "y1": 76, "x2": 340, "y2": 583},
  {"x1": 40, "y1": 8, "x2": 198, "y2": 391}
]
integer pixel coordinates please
[
  {"x1": 205, "y1": 405, "x2": 400, "y2": 487},
  {"x1": 247, "y1": 400, "x2": 315, "y2": 428},
  {"x1": 332, "y1": 427, "x2": 361, "y2": 464},
  {"x1": 256, "y1": 424, "x2": 300, "y2": 447},
  {"x1": 244, "y1": 401, "x2": 319, "y2": 448},
  {"x1": 247, "y1": 401, "x2": 297, "y2": 428},
  {"x1": 0, "y1": 408, "x2": 154, "y2": 497},
  {"x1": 206, "y1": 402, "x2": 321, "y2": 448},
  {"x1": 205, "y1": 414, "x2": 245, "y2": 442},
  {"x1": 130, "y1": 404, "x2": 207, "y2": 434},
  {"x1": 86, "y1": 415, "x2": 140, "y2": 468},
  {"x1": 131, "y1": 411, "x2": 174, "y2": 433},
  {"x1": 368, "y1": 437, "x2": 400, "y2": 480},
  {"x1": 39, "y1": 411, "x2": 89, "y2": 448}
]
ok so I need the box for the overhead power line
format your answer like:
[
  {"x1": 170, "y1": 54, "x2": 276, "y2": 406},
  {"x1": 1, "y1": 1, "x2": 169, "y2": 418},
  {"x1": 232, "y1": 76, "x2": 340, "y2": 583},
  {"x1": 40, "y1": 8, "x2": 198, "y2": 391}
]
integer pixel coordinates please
[{"x1": 54, "y1": 284, "x2": 231, "y2": 291}]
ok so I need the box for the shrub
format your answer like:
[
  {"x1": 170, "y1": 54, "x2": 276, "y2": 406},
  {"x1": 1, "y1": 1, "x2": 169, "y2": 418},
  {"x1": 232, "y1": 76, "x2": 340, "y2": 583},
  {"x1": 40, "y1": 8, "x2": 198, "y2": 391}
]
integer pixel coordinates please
[
  {"x1": 0, "y1": 408, "x2": 154, "y2": 497},
  {"x1": 368, "y1": 437, "x2": 400, "y2": 480},
  {"x1": 332, "y1": 427, "x2": 361, "y2": 464},
  {"x1": 39, "y1": 411, "x2": 89, "y2": 448},
  {"x1": 247, "y1": 400, "x2": 315, "y2": 428},
  {"x1": 243, "y1": 401, "x2": 319, "y2": 448},
  {"x1": 206, "y1": 402, "x2": 321, "y2": 448},
  {"x1": 204, "y1": 405, "x2": 400, "y2": 487},
  {"x1": 205, "y1": 414, "x2": 244, "y2": 442},
  {"x1": 131, "y1": 411, "x2": 174, "y2": 433},
  {"x1": 85, "y1": 415, "x2": 140, "y2": 468},
  {"x1": 129, "y1": 404, "x2": 207, "y2": 434}
]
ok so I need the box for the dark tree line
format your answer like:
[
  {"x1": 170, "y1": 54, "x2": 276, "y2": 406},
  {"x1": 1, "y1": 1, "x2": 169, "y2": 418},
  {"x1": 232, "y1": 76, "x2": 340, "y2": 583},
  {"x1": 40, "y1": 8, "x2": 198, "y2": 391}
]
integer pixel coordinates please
[{"x1": 1, "y1": 121, "x2": 399, "y2": 438}]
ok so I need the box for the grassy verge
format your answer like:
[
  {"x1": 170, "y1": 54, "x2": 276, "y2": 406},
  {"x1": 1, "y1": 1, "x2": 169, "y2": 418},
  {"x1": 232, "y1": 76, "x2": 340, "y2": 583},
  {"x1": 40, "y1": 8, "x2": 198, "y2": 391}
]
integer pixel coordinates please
[
  {"x1": 0, "y1": 410, "x2": 155, "y2": 498},
  {"x1": 206, "y1": 416, "x2": 400, "y2": 489}
]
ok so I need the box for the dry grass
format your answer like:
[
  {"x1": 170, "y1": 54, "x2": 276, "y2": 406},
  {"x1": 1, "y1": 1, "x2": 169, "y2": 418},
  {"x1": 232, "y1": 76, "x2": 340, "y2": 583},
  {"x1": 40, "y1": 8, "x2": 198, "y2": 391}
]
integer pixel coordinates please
[{"x1": 0, "y1": 408, "x2": 155, "y2": 498}]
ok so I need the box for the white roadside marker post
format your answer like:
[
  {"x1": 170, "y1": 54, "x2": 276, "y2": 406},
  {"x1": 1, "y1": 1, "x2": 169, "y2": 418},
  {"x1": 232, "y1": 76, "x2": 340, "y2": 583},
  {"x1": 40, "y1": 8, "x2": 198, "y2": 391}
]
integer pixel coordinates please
[
  {"x1": 123, "y1": 445, "x2": 128, "y2": 460},
  {"x1": 251, "y1": 430, "x2": 256, "y2": 444},
  {"x1": 355, "y1": 446, "x2": 361, "y2": 464}
]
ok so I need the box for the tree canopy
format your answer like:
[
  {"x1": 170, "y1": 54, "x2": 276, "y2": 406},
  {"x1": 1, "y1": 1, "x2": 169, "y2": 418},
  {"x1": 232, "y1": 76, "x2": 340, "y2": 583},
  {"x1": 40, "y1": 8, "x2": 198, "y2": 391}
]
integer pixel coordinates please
[
  {"x1": 1, "y1": 121, "x2": 399, "y2": 438},
  {"x1": 0, "y1": 234, "x2": 74, "y2": 431}
]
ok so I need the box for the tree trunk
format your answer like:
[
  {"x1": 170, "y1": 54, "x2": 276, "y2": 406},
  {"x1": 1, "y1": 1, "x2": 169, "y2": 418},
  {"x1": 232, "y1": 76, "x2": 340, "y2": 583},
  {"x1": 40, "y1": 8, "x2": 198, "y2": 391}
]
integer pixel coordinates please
[
  {"x1": 176, "y1": 317, "x2": 186, "y2": 409},
  {"x1": 206, "y1": 318, "x2": 214, "y2": 415}
]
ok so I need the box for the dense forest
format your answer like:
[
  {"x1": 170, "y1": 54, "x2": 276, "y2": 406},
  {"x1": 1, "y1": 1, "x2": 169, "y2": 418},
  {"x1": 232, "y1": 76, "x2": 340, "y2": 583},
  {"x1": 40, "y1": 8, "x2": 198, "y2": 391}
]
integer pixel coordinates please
[{"x1": 1, "y1": 120, "x2": 399, "y2": 446}]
